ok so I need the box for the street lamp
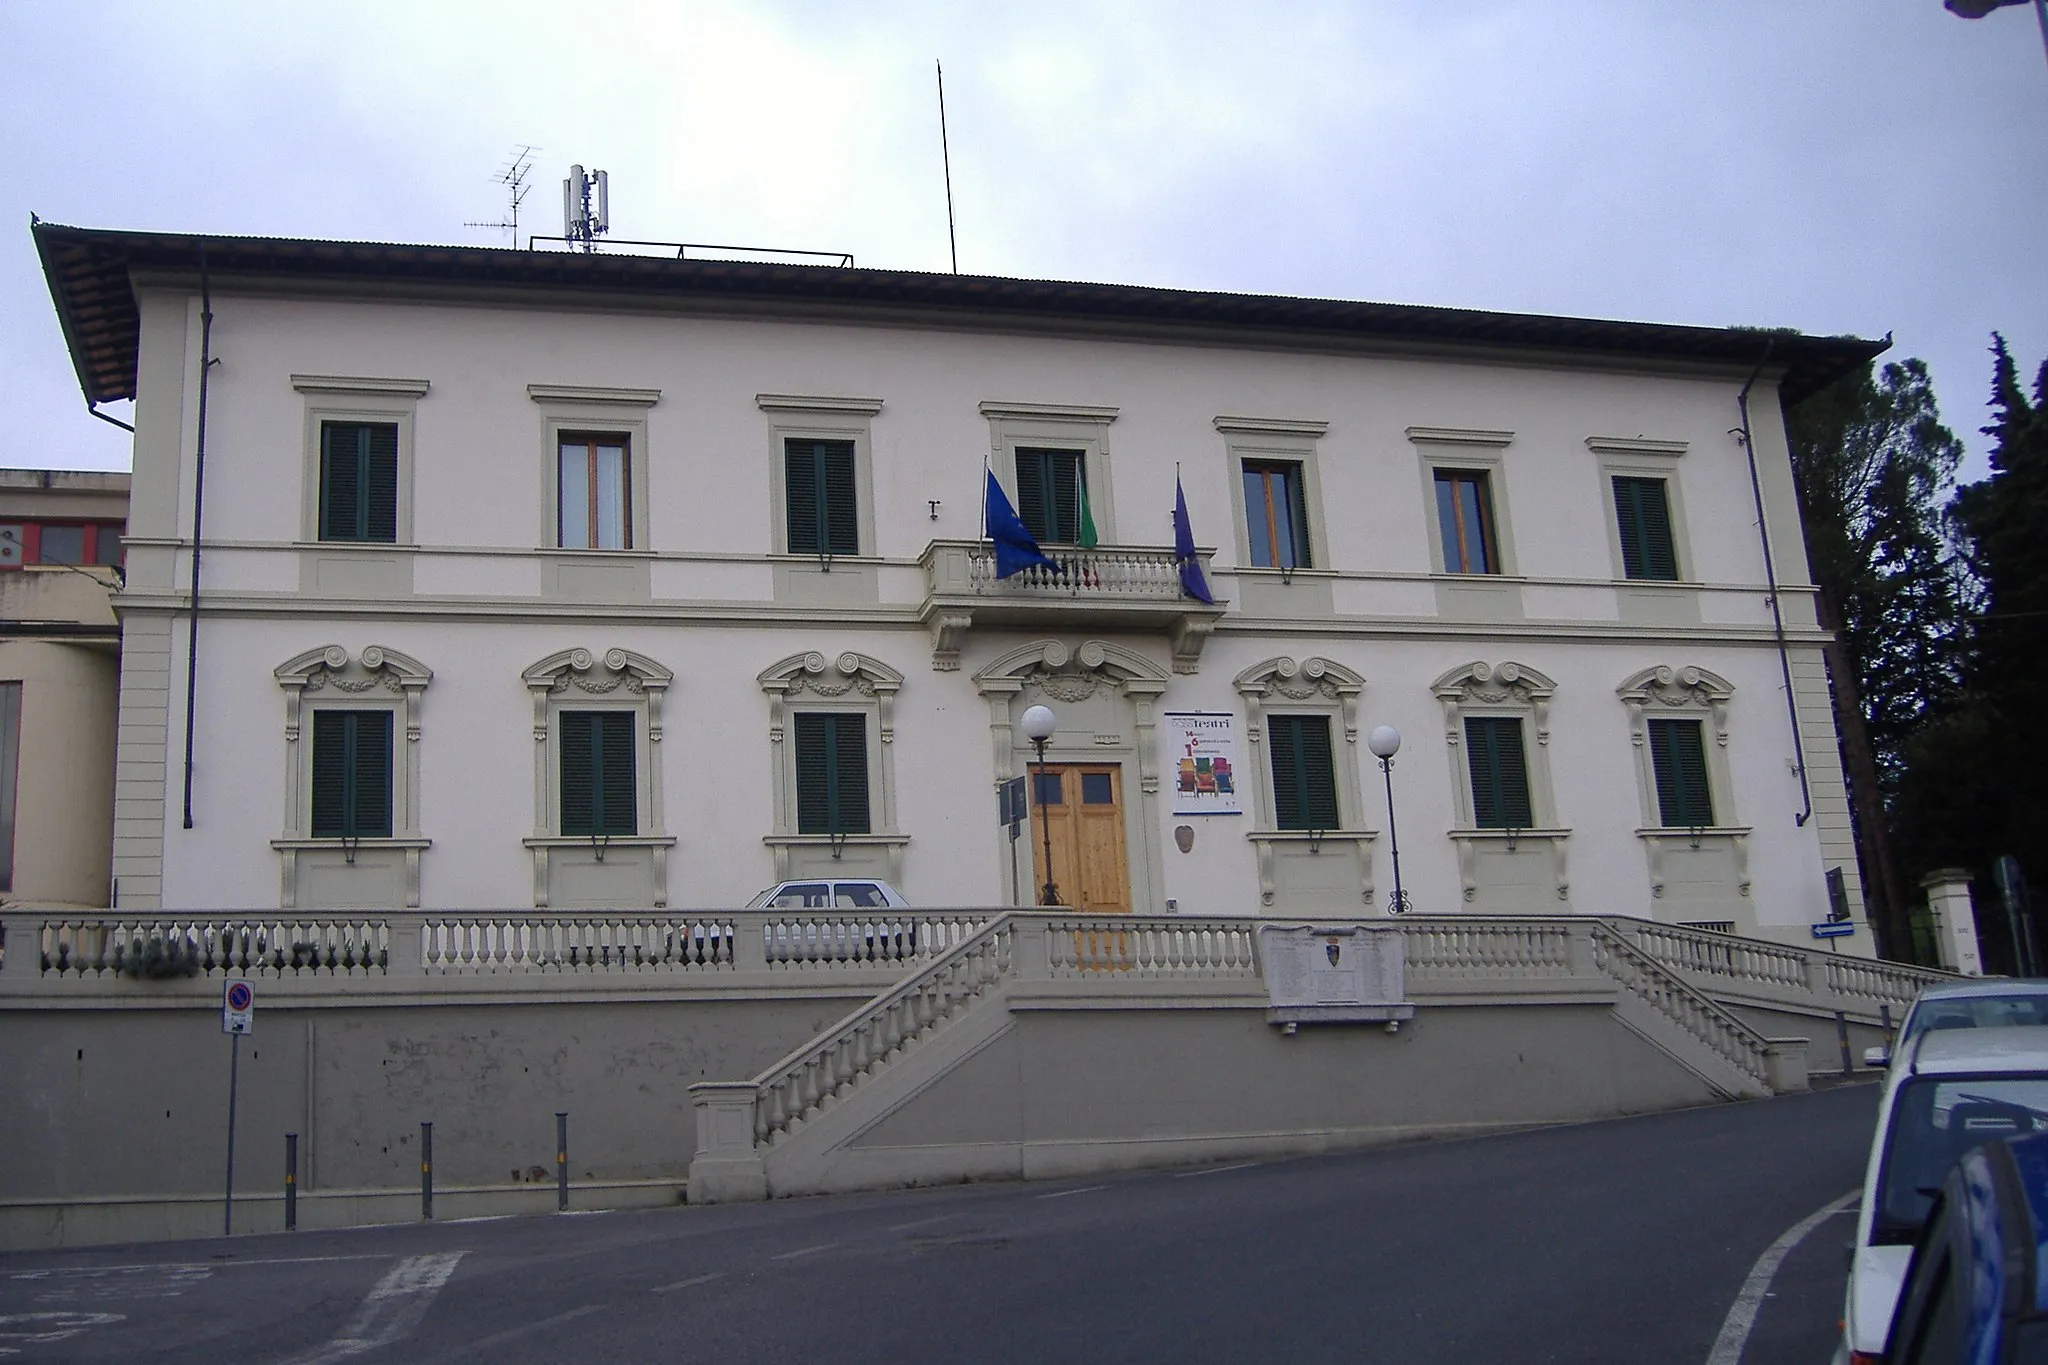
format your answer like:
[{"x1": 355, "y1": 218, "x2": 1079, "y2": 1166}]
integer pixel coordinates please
[
  {"x1": 1368, "y1": 725, "x2": 1409, "y2": 915},
  {"x1": 1020, "y1": 704, "x2": 1061, "y2": 906}
]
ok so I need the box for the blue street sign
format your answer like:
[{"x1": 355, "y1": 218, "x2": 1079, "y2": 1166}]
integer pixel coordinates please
[{"x1": 1811, "y1": 922, "x2": 1855, "y2": 939}]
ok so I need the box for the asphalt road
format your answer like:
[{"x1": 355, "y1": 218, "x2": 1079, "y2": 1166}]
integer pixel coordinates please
[{"x1": 0, "y1": 1081, "x2": 1880, "y2": 1365}]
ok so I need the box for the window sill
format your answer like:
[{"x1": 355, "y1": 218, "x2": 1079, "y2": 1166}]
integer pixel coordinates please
[
  {"x1": 1447, "y1": 827, "x2": 1570, "y2": 841},
  {"x1": 1246, "y1": 829, "x2": 1376, "y2": 844},
  {"x1": 1428, "y1": 572, "x2": 1526, "y2": 584},
  {"x1": 1224, "y1": 566, "x2": 1337, "y2": 579},
  {"x1": 296, "y1": 540, "x2": 410, "y2": 552},
  {"x1": 1633, "y1": 826, "x2": 1750, "y2": 840},
  {"x1": 762, "y1": 833, "x2": 910, "y2": 847},
  {"x1": 533, "y1": 547, "x2": 657, "y2": 559},
  {"x1": 1614, "y1": 577, "x2": 1690, "y2": 589},
  {"x1": 271, "y1": 837, "x2": 431, "y2": 851},
  {"x1": 523, "y1": 835, "x2": 677, "y2": 848}
]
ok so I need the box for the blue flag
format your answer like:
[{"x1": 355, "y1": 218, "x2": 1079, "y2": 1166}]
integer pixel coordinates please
[
  {"x1": 985, "y1": 469, "x2": 1060, "y2": 579},
  {"x1": 1174, "y1": 474, "x2": 1214, "y2": 604}
]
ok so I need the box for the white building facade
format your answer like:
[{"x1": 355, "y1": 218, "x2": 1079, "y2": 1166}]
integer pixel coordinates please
[{"x1": 36, "y1": 224, "x2": 1884, "y2": 950}]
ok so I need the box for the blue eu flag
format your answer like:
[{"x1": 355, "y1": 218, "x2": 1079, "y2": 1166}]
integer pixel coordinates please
[
  {"x1": 1174, "y1": 475, "x2": 1214, "y2": 604},
  {"x1": 985, "y1": 469, "x2": 1060, "y2": 579}
]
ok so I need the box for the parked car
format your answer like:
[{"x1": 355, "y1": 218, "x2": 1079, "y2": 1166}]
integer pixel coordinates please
[
  {"x1": 1839, "y1": 1026, "x2": 2048, "y2": 1364},
  {"x1": 745, "y1": 878, "x2": 919, "y2": 964},
  {"x1": 746, "y1": 878, "x2": 911, "y2": 910},
  {"x1": 1875, "y1": 1130, "x2": 2048, "y2": 1362},
  {"x1": 1865, "y1": 980, "x2": 2048, "y2": 1069}
]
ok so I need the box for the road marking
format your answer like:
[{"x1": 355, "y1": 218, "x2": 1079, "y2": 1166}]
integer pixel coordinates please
[
  {"x1": 1174, "y1": 1162, "x2": 1261, "y2": 1179},
  {"x1": 271, "y1": 1252, "x2": 466, "y2": 1365},
  {"x1": 1704, "y1": 1190, "x2": 1858, "y2": 1365},
  {"x1": 0, "y1": 1312, "x2": 124, "y2": 1355},
  {"x1": 887, "y1": 1214, "x2": 958, "y2": 1232},
  {"x1": 651, "y1": 1272, "x2": 724, "y2": 1294},
  {"x1": 1036, "y1": 1185, "x2": 1108, "y2": 1200},
  {"x1": 770, "y1": 1244, "x2": 834, "y2": 1261},
  {"x1": 8, "y1": 1254, "x2": 385, "y2": 1278},
  {"x1": 407, "y1": 1303, "x2": 606, "y2": 1365}
]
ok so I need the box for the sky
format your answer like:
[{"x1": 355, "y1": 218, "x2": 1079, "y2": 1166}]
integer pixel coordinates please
[{"x1": 4, "y1": 1, "x2": 2044, "y2": 483}]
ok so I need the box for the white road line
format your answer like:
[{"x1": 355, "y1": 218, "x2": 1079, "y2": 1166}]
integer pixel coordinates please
[
  {"x1": 1704, "y1": 1190, "x2": 1858, "y2": 1365},
  {"x1": 8, "y1": 1254, "x2": 387, "y2": 1278},
  {"x1": 1036, "y1": 1185, "x2": 1108, "y2": 1200},
  {"x1": 769, "y1": 1244, "x2": 834, "y2": 1261},
  {"x1": 408, "y1": 1303, "x2": 606, "y2": 1365},
  {"x1": 886, "y1": 1214, "x2": 958, "y2": 1232},
  {"x1": 651, "y1": 1272, "x2": 725, "y2": 1294},
  {"x1": 1173, "y1": 1162, "x2": 1261, "y2": 1179},
  {"x1": 271, "y1": 1252, "x2": 466, "y2": 1365}
]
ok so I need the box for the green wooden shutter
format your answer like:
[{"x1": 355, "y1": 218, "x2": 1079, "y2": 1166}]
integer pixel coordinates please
[
  {"x1": 795, "y1": 713, "x2": 870, "y2": 834},
  {"x1": 1464, "y1": 716, "x2": 1533, "y2": 829},
  {"x1": 310, "y1": 711, "x2": 349, "y2": 837},
  {"x1": 310, "y1": 710, "x2": 392, "y2": 837},
  {"x1": 785, "y1": 440, "x2": 822, "y2": 554},
  {"x1": 597, "y1": 712, "x2": 637, "y2": 834},
  {"x1": 1268, "y1": 714, "x2": 1338, "y2": 831},
  {"x1": 365, "y1": 423, "x2": 399, "y2": 542},
  {"x1": 1284, "y1": 466, "x2": 1313, "y2": 569},
  {"x1": 319, "y1": 423, "x2": 363, "y2": 540},
  {"x1": 1048, "y1": 453, "x2": 1079, "y2": 544},
  {"x1": 350, "y1": 710, "x2": 393, "y2": 837},
  {"x1": 1613, "y1": 476, "x2": 1678, "y2": 581},
  {"x1": 319, "y1": 422, "x2": 399, "y2": 542},
  {"x1": 559, "y1": 712, "x2": 634, "y2": 836},
  {"x1": 1648, "y1": 718, "x2": 1714, "y2": 827},
  {"x1": 1015, "y1": 449, "x2": 1049, "y2": 543},
  {"x1": 821, "y1": 441, "x2": 859, "y2": 555}
]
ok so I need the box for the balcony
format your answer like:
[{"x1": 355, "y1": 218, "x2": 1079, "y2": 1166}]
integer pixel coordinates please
[{"x1": 919, "y1": 539, "x2": 1226, "y2": 672}]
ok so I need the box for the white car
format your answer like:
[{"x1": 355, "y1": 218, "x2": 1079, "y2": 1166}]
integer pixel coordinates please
[
  {"x1": 1863, "y1": 978, "x2": 2048, "y2": 1068},
  {"x1": 1839, "y1": 1025, "x2": 2048, "y2": 1363},
  {"x1": 745, "y1": 878, "x2": 911, "y2": 910}
]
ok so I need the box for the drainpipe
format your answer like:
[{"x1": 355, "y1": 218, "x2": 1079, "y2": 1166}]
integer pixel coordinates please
[
  {"x1": 87, "y1": 405, "x2": 135, "y2": 434},
  {"x1": 181, "y1": 247, "x2": 215, "y2": 829},
  {"x1": 1734, "y1": 341, "x2": 1813, "y2": 827}
]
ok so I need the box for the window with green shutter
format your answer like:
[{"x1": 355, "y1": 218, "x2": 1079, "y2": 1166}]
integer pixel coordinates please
[
  {"x1": 794, "y1": 712, "x2": 870, "y2": 834},
  {"x1": 310, "y1": 710, "x2": 393, "y2": 838},
  {"x1": 784, "y1": 439, "x2": 860, "y2": 556},
  {"x1": 1647, "y1": 718, "x2": 1715, "y2": 828},
  {"x1": 560, "y1": 711, "x2": 637, "y2": 836},
  {"x1": 1612, "y1": 475, "x2": 1679, "y2": 581},
  {"x1": 1267, "y1": 713, "x2": 1340, "y2": 831},
  {"x1": 319, "y1": 421, "x2": 400, "y2": 543},
  {"x1": 1015, "y1": 448, "x2": 1086, "y2": 544},
  {"x1": 1463, "y1": 716, "x2": 1534, "y2": 829}
]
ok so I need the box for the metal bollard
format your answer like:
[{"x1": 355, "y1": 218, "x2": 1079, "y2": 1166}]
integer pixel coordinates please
[
  {"x1": 421, "y1": 1122, "x2": 434, "y2": 1220},
  {"x1": 1835, "y1": 1010, "x2": 1853, "y2": 1074},
  {"x1": 285, "y1": 1133, "x2": 298, "y2": 1232},
  {"x1": 556, "y1": 1112, "x2": 569, "y2": 1212}
]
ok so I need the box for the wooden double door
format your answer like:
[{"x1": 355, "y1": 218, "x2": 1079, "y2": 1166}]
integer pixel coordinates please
[{"x1": 1029, "y1": 763, "x2": 1131, "y2": 913}]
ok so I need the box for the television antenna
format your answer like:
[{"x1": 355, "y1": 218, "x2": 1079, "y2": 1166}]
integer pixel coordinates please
[
  {"x1": 563, "y1": 163, "x2": 610, "y2": 251},
  {"x1": 465, "y1": 146, "x2": 537, "y2": 245}
]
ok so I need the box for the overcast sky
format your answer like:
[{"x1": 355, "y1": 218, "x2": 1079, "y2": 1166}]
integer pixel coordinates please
[{"x1": 5, "y1": 1, "x2": 2043, "y2": 482}]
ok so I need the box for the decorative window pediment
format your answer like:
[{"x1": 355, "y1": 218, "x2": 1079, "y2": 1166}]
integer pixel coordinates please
[
  {"x1": 1616, "y1": 665, "x2": 1733, "y2": 744},
  {"x1": 1431, "y1": 661, "x2": 1568, "y2": 906},
  {"x1": 1232, "y1": 656, "x2": 1365, "y2": 737}
]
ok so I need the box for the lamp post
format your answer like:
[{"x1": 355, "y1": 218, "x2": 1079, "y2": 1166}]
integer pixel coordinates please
[
  {"x1": 1368, "y1": 725, "x2": 1408, "y2": 915},
  {"x1": 1020, "y1": 704, "x2": 1061, "y2": 906}
]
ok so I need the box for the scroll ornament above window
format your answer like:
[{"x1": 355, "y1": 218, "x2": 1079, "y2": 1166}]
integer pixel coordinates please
[
  {"x1": 274, "y1": 644, "x2": 433, "y2": 742},
  {"x1": 1615, "y1": 665, "x2": 1734, "y2": 745},
  {"x1": 521, "y1": 648, "x2": 674, "y2": 736},
  {"x1": 756, "y1": 651, "x2": 904, "y2": 745},
  {"x1": 1232, "y1": 656, "x2": 1366, "y2": 743},
  {"x1": 1431, "y1": 661, "x2": 1557, "y2": 746}
]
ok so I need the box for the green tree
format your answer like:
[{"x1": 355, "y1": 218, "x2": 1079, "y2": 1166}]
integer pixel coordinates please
[
  {"x1": 1787, "y1": 358, "x2": 1970, "y2": 960},
  {"x1": 1896, "y1": 337, "x2": 2048, "y2": 950}
]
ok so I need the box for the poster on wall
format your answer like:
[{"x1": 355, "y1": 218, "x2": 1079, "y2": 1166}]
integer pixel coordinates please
[{"x1": 1164, "y1": 711, "x2": 1244, "y2": 816}]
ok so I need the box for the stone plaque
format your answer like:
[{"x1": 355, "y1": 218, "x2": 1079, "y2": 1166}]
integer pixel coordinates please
[{"x1": 1258, "y1": 923, "x2": 1413, "y2": 1027}]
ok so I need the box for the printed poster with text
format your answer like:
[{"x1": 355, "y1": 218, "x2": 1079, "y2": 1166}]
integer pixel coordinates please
[{"x1": 1164, "y1": 712, "x2": 1243, "y2": 816}]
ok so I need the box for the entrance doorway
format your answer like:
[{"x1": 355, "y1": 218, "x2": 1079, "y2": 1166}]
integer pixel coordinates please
[{"x1": 1029, "y1": 763, "x2": 1130, "y2": 913}]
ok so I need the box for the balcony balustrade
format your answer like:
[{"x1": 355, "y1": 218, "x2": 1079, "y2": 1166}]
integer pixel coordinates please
[{"x1": 919, "y1": 539, "x2": 1225, "y2": 672}]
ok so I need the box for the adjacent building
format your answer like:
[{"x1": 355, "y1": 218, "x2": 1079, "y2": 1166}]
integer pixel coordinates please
[
  {"x1": 0, "y1": 468, "x2": 126, "y2": 908},
  {"x1": 34, "y1": 222, "x2": 1884, "y2": 949}
]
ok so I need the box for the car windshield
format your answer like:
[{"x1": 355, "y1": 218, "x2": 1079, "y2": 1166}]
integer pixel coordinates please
[
  {"x1": 762, "y1": 883, "x2": 831, "y2": 908},
  {"x1": 1904, "y1": 996, "x2": 2048, "y2": 1044},
  {"x1": 1875, "y1": 1074, "x2": 2048, "y2": 1244}
]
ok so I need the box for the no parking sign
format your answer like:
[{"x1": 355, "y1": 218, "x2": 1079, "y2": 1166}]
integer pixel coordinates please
[{"x1": 221, "y1": 979, "x2": 254, "y2": 1034}]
